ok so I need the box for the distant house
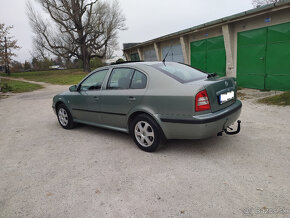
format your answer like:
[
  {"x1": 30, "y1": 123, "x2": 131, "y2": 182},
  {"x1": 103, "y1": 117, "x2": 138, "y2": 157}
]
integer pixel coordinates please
[{"x1": 49, "y1": 65, "x2": 66, "y2": 70}]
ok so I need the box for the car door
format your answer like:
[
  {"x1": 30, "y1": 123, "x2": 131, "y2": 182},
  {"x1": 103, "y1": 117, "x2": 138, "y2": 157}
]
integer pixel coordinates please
[
  {"x1": 69, "y1": 69, "x2": 109, "y2": 124},
  {"x1": 99, "y1": 67, "x2": 148, "y2": 129}
]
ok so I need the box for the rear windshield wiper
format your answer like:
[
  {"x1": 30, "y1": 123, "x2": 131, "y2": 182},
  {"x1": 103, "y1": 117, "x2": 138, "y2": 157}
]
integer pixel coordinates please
[{"x1": 207, "y1": 73, "x2": 217, "y2": 78}]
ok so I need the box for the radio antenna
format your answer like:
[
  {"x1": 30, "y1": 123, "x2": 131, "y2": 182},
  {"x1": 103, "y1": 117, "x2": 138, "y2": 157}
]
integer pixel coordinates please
[{"x1": 162, "y1": 44, "x2": 173, "y2": 63}]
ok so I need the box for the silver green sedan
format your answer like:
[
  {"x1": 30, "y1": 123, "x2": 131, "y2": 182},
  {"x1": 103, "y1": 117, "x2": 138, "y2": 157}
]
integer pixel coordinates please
[{"x1": 53, "y1": 62, "x2": 242, "y2": 152}]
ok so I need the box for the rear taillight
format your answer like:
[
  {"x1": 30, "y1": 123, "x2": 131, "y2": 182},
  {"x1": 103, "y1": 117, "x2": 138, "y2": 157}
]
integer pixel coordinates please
[{"x1": 195, "y1": 89, "x2": 211, "y2": 112}]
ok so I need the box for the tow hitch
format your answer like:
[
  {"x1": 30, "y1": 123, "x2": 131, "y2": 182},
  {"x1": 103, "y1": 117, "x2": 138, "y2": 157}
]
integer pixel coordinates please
[{"x1": 217, "y1": 120, "x2": 241, "y2": 136}]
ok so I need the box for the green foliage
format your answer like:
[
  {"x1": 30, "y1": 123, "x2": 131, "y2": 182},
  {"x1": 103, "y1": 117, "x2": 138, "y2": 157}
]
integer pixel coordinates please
[
  {"x1": 31, "y1": 57, "x2": 54, "y2": 71},
  {"x1": 90, "y1": 57, "x2": 104, "y2": 70},
  {"x1": 258, "y1": 92, "x2": 290, "y2": 106},
  {"x1": 24, "y1": 61, "x2": 31, "y2": 70},
  {"x1": 0, "y1": 23, "x2": 20, "y2": 75},
  {"x1": 0, "y1": 79, "x2": 43, "y2": 93},
  {"x1": 63, "y1": 58, "x2": 82, "y2": 69},
  {"x1": 0, "y1": 69, "x2": 87, "y2": 85},
  {"x1": 1, "y1": 82, "x2": 12, "y2": 92},
  {"x1": 54, "y1": 56, "x2": 63, "y2": 66},
  {"x1": 11, "y1": 61, "x2": 23, "y2": 73}
]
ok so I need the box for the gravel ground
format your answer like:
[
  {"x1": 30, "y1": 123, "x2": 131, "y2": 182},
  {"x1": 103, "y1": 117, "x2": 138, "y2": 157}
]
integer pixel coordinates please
[{"x1": 0, "y1": 82, "x2": 289, "y2": 218}]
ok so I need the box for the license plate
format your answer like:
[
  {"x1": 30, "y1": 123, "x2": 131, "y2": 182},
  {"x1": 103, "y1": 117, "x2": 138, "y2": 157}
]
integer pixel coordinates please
[{"x1": 219, "y1": 91, "x2": 234, "y2": 104}]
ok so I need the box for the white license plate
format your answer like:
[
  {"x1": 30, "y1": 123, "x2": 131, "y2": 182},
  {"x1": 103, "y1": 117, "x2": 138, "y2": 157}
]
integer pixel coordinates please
[{"x1": 219, "y1": 91, "x2": 234, "y2": 104}]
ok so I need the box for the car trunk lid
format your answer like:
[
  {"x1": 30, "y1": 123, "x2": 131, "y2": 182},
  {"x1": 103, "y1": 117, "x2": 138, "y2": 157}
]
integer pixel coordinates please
[{"x1": 186, "y1": 77, "x2": 237, "y2": 113}]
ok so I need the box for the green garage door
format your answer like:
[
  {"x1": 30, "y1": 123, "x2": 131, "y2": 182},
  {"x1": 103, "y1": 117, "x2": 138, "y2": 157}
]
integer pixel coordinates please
[
  {"x1": 237, "y1": 28, "x2": 267, "y2": 89},
  {"x1": 131, "y1": 53, "x2": 140, "y2": 61},
  {"x1": 237, "y1": 22, "x2": 290, "y2": 91},
  {"x1": 266, "y1": 23, "x2": 290, "y2": 90},
  {"x1": 190, "y1": 36, "x2": 226, "y2": 77}
]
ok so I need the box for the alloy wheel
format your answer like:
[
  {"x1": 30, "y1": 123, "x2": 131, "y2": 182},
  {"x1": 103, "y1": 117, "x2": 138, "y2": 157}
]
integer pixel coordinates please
[
  {"x1": 58, "y1": 108, "x2": 69, "y2": 126},
  {"x1": 134, "y1": 121, "x2": 155, "y2": 147}
]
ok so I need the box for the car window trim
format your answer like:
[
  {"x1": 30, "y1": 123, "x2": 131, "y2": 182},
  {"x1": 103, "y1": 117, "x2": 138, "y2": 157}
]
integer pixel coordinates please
[
  {"x1": 103, "y1": 66, "x2": 148, "y2": 90},
  {"x1": 129, "y1": 70, "x2": 147, "y2": 90},
  {"x1": 106, "y1": 67, "x2": 135, "y2": 90},
  {"x1": 128, "y1": 70, "x2": 135, "y2": 89}
]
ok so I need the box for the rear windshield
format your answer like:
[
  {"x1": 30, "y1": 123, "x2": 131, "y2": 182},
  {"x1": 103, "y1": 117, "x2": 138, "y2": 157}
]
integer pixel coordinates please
[{"x1": 150, "y1": 62, "x2": 207, "y2": 83}]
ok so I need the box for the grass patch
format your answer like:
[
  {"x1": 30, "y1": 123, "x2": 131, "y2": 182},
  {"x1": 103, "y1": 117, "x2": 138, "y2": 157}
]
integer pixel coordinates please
[
  {"x1": 257, "y1": 92, "x2": 290, "y2": 106},
  {"x1": 0, "y1": 79, "x2": 43, "y2": 93},
  {"x1": 0, "y1": 69, "x2": 87, "y2": 85},
  {"x1": 237, "y1": 91, "x2": 246, "y2": 100}
]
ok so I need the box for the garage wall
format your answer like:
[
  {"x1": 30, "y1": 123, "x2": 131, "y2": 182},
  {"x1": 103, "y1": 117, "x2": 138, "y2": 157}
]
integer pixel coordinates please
[{"x1": 188, "y1": 27, "x2": 222, "y2": 44}]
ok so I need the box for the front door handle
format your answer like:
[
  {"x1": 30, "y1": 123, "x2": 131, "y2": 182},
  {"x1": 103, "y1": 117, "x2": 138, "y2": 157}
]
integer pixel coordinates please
[
  {"x1": 93, "y1": 96, "x2": 99, "y2": 101},
  {"x1": 128, "y1": 96, "x2": 136, "y2": 101}
]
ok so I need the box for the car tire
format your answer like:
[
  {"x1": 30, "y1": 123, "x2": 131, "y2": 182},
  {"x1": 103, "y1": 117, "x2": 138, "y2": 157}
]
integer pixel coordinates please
[
  {"x1": 56, "y1": 103, "x2": 76, "y2": 129},
  {"x1": 131, "y1": 114, "x2": 162, "y2": 152}
]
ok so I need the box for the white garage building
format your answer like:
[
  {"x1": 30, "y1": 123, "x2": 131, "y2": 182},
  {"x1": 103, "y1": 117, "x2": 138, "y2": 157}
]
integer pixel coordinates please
[{"x1": 123, "y1": 1, "x2": 290, "y2": 91}]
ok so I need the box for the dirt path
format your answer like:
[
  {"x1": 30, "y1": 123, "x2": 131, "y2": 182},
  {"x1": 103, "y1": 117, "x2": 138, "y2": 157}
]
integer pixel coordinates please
[
  {"x1": 0, "y1": 84, "x2": 289, "y2": 217},
  {"x1": 0, "y1": 76, "x2": 52, "y2": 87},
  {"x1": 0, "y1": 76, "x2": 57, "y2": 99}
]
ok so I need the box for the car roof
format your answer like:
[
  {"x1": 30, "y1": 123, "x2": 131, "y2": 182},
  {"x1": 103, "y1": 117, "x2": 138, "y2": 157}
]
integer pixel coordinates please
[{"x1": 110, "y1": 61, "x2": 175, "y2": 67}]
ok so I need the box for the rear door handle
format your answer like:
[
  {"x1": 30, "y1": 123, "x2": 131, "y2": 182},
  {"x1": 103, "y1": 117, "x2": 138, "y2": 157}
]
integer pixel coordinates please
[
  {"x1": 93, "y1": 96, "x2": 99, "y2": 101},
  {"x1": 128, "y1": 96, "x2": 136, "y2": 101}
]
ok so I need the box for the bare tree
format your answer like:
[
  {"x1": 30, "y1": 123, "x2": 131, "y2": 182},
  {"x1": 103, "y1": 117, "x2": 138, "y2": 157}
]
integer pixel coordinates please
[
  {"x1": 252, "y1": 0, "x2": 280, "y2": 7},
  {"x1": 27, "y1": 0, "x2": 126, "y2": 72},
  {"x1": 0, "y1": 24, "x2": 20, "y2": 75},
  {"x1": 30, "y1": 38, "x2": 51, "y2": 61}
]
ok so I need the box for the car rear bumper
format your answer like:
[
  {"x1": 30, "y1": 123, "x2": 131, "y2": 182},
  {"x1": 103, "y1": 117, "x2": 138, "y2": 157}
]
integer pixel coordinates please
[{"x1": 158, "y1": 100, "x2": 242, "y2": 139}]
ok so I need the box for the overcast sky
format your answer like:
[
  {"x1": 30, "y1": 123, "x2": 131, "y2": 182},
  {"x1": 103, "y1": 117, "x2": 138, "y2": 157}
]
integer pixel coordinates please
[{"x1": 0, "y1": 0, "x2": 253, "y2": 62}]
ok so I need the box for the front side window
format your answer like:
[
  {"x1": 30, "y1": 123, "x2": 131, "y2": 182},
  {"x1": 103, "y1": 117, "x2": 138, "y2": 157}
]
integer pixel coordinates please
[
  {"x1": 130, "y1": 70, "x2": 147, "y2": 89},
  {"x1": 107, "y1": 68, "x2": 134, "y2": 89},
  {"x1": 80, "y1": 69, "x2": 108, "y2": 91}
]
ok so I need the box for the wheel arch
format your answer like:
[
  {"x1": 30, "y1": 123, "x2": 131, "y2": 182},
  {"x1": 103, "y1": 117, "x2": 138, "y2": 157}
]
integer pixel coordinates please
[
  {"x1": 55, "y1": 100, "x2": 66, "y2": 111},
  {"x1": 127, "y1": 110, "x2": 166, "y2": 140}
]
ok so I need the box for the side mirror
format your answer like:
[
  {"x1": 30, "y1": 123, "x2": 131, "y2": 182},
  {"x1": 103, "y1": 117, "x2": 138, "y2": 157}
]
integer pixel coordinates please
[{"x1": 69, "y1": 85, "x2": 78, "y2": 92}]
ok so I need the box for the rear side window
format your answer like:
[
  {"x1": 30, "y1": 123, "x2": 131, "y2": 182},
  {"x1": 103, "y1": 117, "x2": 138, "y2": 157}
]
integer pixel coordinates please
[
  {"x1": 130, "y1": 70, "x2": 147, "y2": 89},
  {"x1": 151, "y1": 62, "x2": 207, "y2": 83},
  {"x1": 107, "y1": 68, "x2": 134, "y2": 89}
]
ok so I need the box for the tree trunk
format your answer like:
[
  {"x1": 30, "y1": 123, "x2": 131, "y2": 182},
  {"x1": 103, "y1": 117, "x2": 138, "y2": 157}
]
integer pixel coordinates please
[
  {"x1": 83, "y1": 57, "x2": 91, "y2": 73},
  {"x1": 80, "y1": 43, "x2": 91, "y2": 73},
  {"x1": 5, "y1": 65, "x2": 10, "y2": 76},
  {"x1": 4, "y1": 37, "x2": 10, "y2": 76}
]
